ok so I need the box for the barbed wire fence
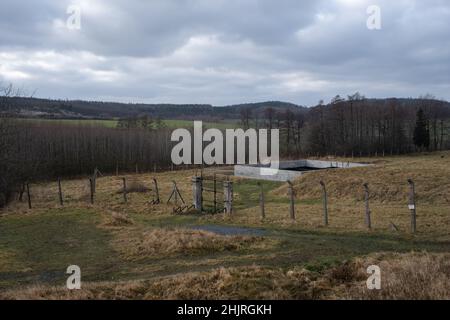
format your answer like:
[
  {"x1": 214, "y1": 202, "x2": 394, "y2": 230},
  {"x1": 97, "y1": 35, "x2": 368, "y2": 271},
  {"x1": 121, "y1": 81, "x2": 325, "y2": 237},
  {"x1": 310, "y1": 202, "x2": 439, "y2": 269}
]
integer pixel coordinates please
[{"x1": 9, "y1": 166, "x2": 450, "y2": 235}]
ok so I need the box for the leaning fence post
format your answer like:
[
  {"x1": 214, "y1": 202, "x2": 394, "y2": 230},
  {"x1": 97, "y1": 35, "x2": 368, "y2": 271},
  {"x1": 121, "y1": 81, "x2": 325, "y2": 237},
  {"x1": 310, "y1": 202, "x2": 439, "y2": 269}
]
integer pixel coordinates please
[
  {"x1": 192, "y1": 176, "x2": 203, "y2": 211},
  {"x1": 19, "y1": 183, "x2": 25, "y2": 202},
  {"x1": 122, "y1": 177, "x2": 128, "y2": 203},
  {"x1": 152, "y1": 178, "x2": 160, "y2": 204},
  {"x1": 363, "y1": 183, "x2": 371, "y2": 229},
  {"x1": 58, "y1": 178, "x2": 63, "y2": 206},
  {"x1": 258, "y1": 182, "x2": 265, "y2": 221},
  {"x1": 408, "y1": 179, "x2": 416, "y2": 233},
  {"x1": 287, "y1": 181, "x2": 295, "y2": 221},
  {"x1": 319, "y1": 180, "x2": 328, "y2": 226},
  {"x1": 88, "y1": 178, "x2": 94, "y2": 204},
  {"x1": 223, "y1": 180, "x2": 233, "y2": 215},
  {"x1": 26, "y1": 182, "x2": 32, "y2": 209}
]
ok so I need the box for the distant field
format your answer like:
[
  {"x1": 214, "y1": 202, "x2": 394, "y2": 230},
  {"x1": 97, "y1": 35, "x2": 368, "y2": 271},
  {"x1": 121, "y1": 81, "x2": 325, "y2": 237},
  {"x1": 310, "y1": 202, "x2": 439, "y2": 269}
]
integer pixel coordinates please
[{"x1": 16, "y1": 118, "x2": 240, "y2": 129}]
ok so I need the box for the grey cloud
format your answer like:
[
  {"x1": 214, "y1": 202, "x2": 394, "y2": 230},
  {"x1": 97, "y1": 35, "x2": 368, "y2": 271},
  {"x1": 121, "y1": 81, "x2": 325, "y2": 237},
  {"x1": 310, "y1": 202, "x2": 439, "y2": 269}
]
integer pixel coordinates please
[{"x1": 0, "y1": 0, "x2": 449, "y2": 105}]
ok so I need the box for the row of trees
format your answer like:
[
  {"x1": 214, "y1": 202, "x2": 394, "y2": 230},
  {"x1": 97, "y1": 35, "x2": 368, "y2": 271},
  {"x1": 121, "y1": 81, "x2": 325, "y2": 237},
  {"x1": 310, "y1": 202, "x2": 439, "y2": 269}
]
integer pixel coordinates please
[
  {"x1": 0, "y1": 121, "x2": 174, "y2": 207},
  {"x1": 239, "y1": 93, "x2": 450, "y2": 156}
]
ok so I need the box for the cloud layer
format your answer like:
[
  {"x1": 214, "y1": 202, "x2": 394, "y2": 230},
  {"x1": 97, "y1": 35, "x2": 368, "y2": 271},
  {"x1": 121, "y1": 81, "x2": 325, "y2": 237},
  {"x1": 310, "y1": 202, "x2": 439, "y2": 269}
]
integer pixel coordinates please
[{"x1": 1, "y1": 0, "x2": 449, "y2": 105}]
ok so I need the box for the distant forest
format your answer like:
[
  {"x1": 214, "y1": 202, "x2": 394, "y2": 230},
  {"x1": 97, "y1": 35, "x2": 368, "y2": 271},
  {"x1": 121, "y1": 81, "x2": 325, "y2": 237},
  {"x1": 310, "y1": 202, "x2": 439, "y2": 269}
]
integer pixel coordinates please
[
  {"x1": 0, "y1": 96, "x2": 303, "y2": 120},
  {"x1": 2, "y1": 87, "x2": 450, "y2": 207}
]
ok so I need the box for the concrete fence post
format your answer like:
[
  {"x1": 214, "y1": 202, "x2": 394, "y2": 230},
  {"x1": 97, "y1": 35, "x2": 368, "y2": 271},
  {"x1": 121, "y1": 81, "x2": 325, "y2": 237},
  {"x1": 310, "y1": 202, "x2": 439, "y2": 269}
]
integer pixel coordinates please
[
  {"x1": 213, "y1": 173, "x2": 217, "y2": 213},
  {"x1": 363, "y1": 183, "x2": 371, "y2": 229},
  {"x1": 89, "y1": 178, "x2": 94, "y2": 204},
  {"x1": 192, "y1": 176, "x2": 202, "y2": 211},
  {"x1": 122, "y1": 177, "x2": 128, "y2": 203},
  {"x1": 408, "y1": 179, "x2": 417, "y2": 233},
  {"x1": 287, "y1": 181, "x2": 295, "y2": 221},
  {"x1": 58, "y1": 178, "x2": 63, "y2": 206},
  {"x1": 26, "y1": 182, "x2": 32, "y2": 209},
  {"x1": 319, "y1": 180, "x2": 328, "y2": 226},
  {"x1": 257, "y1": 182, "x2": 265, "y2": 221},
  {"x1": 223, "y1": 180, "x2": 233, "y2": 215}
]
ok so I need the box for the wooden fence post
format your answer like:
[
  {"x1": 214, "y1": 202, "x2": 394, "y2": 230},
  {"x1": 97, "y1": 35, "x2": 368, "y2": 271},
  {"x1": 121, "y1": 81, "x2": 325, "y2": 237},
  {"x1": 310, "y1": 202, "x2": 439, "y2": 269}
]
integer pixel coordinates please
[
  {"x1": 152, "y1": 178, "x2": 160, "y2": 204},
  {"x1": 26, "y1": 182, "x2": 32, "y2": 209},
  {"x1": 89, "y1": 178, "x2": 94, "y2": 204},
  {"x1": 287, "y1": 181, "x2": 295, "y2": 221},
  {"x1": 363, "y1": 183, "x2": 371, "y2": 229},
  {"x1": 122, "y1": 177, "x2": 128, "y2": 203},
  {"x1": 19, "y1": 183, "x2": 25, "y2": 202},
  {"x1": 58, "y1": 178, "x2": 63, "y2": 206},
  {"x1": 319, "y1": 180, "x2": 328, "y2": 226},
  {"x1": 223, "y1": 180, "x2": 233, "y2": 215},
  {"x1": 258, "y1": 182, "x2": 265, "y2": 221},
  {"x1": 408, "y1": 179, "x2": 416, "y2": 233},
  {"x1": 192, "y1": 176, "x2": 202, "y2": 211}
]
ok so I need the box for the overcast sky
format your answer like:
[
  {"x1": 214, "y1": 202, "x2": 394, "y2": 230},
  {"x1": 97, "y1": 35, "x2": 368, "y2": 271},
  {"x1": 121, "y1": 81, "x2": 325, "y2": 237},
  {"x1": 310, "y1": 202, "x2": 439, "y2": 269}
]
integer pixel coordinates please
[{"x1": 0, "y1": 0, "x2": 449, "y2": 106}]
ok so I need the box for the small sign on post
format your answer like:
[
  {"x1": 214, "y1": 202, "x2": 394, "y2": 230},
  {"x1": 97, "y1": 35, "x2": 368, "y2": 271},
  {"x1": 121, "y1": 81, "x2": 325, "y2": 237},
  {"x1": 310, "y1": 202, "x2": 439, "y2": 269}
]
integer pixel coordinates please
[{"x1": 408, "y1": 178, "x2": 417, "y2": 233}]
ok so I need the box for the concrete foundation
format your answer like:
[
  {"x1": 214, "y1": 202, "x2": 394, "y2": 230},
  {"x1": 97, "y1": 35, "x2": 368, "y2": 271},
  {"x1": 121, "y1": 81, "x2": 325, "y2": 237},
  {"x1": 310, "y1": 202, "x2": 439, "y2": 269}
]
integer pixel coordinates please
[{"x1": 234, "y1": 159, "x2": 369, "y2": 182}]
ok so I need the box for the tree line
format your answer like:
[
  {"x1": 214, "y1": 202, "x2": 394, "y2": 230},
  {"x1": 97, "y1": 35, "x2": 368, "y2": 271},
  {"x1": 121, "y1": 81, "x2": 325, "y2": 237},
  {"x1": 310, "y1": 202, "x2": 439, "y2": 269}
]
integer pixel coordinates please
[{"x1": 240, "y1": 93, "x2": 450, "y2": 157}]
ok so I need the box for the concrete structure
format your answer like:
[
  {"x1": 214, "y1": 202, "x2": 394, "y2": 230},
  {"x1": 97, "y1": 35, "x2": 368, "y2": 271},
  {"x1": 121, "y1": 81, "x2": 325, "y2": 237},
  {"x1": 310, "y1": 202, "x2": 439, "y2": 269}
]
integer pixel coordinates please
[{"x1": 234, "y1": 159, "x2": 370, "y2": 182}]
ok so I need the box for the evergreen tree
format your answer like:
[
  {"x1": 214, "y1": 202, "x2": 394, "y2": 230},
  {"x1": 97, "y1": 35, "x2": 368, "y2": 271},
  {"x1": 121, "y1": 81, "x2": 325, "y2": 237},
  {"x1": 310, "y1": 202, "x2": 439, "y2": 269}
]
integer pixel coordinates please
[{"x1": 413, "y1": 108, "x2": 430, "y2": 150}]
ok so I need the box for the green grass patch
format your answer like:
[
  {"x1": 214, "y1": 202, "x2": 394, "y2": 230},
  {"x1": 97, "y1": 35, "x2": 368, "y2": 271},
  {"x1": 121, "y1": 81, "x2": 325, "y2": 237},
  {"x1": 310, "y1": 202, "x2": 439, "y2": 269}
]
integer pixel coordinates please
[{"x1": 0, "y1": 208, "x2": 119, "y2": 288}]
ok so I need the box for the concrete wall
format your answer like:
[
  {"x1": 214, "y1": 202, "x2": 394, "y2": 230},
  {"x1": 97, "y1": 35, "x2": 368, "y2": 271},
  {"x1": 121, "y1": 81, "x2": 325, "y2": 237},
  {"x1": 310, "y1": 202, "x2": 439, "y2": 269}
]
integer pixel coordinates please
[{"x1": 234, "y1": 160, "x2": 369, "y2": 182}]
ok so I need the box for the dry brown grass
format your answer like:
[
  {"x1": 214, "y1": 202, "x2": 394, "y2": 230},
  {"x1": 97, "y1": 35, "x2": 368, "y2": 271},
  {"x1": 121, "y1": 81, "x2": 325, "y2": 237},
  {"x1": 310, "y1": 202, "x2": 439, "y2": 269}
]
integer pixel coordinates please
[
  {"x1": 329, "y1": 252, "x2": 450, "y2": 300},
  {"x1": 112, "y1": 228, "x2": 264, "y2": 260},
  {"x1": 1, "y1": 169, "x2": 196, "y2": 214},
  {"x1": 274, "y1": 152, "x2": 450, "y2": 205},
  {"x1": 2, "y1": 252, "x2": 448, "y2": 300},
  {"x1": 100, "y1": 210, "x2": 134, "y2": 227},
  {"x1": 0, "y1": 265, "x2": 319, "y2": 300}
]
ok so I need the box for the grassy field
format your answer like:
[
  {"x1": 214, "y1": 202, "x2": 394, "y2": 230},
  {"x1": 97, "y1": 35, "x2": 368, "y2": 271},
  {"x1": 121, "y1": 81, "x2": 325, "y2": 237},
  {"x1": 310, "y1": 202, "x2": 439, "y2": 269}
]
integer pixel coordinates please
[
  {"x1": 0, "y1": 153, "x2": 450, "y2": 299},
  {"x1": 17, "y1": 118, "x2": 239, "y2": 129}
]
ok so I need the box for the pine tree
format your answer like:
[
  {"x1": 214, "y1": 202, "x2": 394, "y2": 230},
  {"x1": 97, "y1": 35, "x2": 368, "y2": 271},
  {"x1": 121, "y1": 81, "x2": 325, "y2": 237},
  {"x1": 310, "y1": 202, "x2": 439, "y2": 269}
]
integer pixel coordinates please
[{"x1": 413, "y1": 108, "x2": 430, "y2": 150}]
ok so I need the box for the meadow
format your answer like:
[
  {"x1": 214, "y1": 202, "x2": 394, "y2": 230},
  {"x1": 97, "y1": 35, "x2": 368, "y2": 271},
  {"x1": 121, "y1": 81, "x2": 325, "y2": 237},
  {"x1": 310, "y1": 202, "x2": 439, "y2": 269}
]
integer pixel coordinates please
[
  {"x1": 0, "y1": 152, "x2": 449, "y2": 299},
  {"x1": 16, "y1": 118, "x2": 239, "y2": 129}
]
